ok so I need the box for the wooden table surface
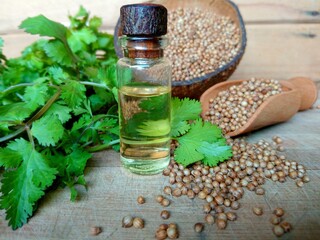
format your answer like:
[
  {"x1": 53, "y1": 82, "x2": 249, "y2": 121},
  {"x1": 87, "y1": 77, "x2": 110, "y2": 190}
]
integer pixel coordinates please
[{"x1": 1, "y1": 0, "x2": 320, "y2": 239}]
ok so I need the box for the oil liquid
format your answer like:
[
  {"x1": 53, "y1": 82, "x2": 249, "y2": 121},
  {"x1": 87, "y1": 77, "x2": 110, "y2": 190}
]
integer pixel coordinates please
[{"x1": 119, "y1": 84, "x2": 171, "y2": 174}]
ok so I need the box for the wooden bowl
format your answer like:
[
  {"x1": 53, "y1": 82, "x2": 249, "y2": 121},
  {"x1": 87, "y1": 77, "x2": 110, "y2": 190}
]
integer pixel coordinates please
[{"x1": 114, "y1": 0, "x2": 247, "y2": 99}]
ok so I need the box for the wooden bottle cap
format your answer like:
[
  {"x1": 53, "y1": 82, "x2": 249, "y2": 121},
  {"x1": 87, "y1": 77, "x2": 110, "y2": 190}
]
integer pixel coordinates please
[{"x1": 120, "y1": 3, "x2": 167, "y2": 36}]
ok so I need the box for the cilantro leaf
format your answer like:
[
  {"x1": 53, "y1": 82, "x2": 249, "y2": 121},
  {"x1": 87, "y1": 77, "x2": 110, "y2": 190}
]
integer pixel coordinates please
[
  {"x1": 174, "y1": 119, "x2": 230, "y2": 167},
  {"x1": 19, "y1": 15, "x2": 68, "y2": 42},
  {"x1": 66, "y1": 145, "x2": 91, "y2": 176},
  {"x1": 24, "y1": 83, "x2": 48, "y2": 108},
  {"x1": 0, "y1": 139, "x2": 57, "y2": 230},
  {"x1": 44, "y1": 103, "x2": 72, "y2": 124},
  {"x1": 43, "y1": 40, "x2": 73, "y2": 67},
  {"x1": 60, "y1": 80, "x2": 86, "y2": 109},
  {"x1": 0, "y1": 148, "x2": 22, "y2": 168},
  {"x1": 171, "y1": 97, "x2": 201, "y2": 137},
  {"x1": 199, "y1": 141, "x2": 233, "y2": 167},
  {"x1": 32, "y1": 115, "x2": 64, "y2": 146},
  {"x1": 0, "y1": 102, "x2": 35, "y2": 123},
  {"x1": 68, "y1": 28, "x2": 97, "y2": 53}
]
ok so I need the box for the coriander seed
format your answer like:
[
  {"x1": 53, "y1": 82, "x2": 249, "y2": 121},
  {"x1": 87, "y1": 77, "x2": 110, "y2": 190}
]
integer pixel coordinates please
[
  {"x1": 273, "y1": 225, "x2": 284, "y2": 237},
  {"x1": 160, "y1": 210, "x2": 170, "y2": 220},
  {"x1": 252, "y1": 207, "x2": 263, "y2": 216},
  {"x1": 122, "y1": 215, "x2": 134, "y2": 228},
  {"x1": 216, "y1": 219, "x2": 227, "y2": 230},
  {"x1": 273, "y1": 208, "x2": 285, "y2": 217},
  {"x1": 137, "y1": 195, "x2": 145, "y2": 204},
  {"x1": 90, "y1": 226, "x2": 102, "y2": 236},
  {"x1": 133, "y1": 217, "x2": 144, "y2": 229},
  {"x1": 194, "y1": 223, "x2": 204, "y2": 233},
  {"x1": 280, "y1": 221, "x2": 292, "y2": 232}
]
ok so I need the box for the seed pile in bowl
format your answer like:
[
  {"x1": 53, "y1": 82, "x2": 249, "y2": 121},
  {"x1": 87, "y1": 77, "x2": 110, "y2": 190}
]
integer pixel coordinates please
[
  {"x1": 165, "y1": 8, "x2": 241, "y2": 81},
  {"x1": 162, "y1": 136, "x2": 309, "y2": 234},
  {"x1": 204, "y1": 78, "x2": 282, "y2": 134}
]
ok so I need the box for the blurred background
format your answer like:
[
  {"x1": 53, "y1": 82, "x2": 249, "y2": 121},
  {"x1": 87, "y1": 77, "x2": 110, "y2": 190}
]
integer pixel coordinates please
[{"x1": 0, "y1": 0, "x2": 319, "y2": 87}]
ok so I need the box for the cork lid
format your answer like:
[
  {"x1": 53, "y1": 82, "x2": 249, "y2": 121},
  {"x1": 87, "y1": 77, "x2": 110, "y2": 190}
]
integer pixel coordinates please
[{"x1": 120, "y1": 3, "x2": 167, "y2": 36}]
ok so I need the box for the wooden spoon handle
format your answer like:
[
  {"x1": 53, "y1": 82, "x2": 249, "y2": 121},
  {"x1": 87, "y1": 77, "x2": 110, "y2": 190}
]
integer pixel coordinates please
[{"x1": 285, "y1": 77, "x2": 318, "y2": 111}]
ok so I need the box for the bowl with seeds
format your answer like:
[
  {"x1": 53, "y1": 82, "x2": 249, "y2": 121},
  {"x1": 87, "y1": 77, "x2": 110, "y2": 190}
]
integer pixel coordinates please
[{"x1": 114, "y1": 0, "x2": 247, "y2": 98}]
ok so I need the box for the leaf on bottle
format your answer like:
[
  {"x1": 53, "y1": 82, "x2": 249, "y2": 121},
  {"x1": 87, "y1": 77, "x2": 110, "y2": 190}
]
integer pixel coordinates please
[
  {"x1": 137, "y1": 119, "x2": 170, "y2": 137},
  {"x1": 0, "y1": 139, "x2": 57, "y2": 230},
  {"x1": 32, "y1": 115, "x2": 64, "y2": 146}
]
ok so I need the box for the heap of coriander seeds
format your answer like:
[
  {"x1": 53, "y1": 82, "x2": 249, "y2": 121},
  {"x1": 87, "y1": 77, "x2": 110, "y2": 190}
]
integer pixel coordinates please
[
  {"x1": 163, "y1": 136, "x2": 309, "y2": 232},
  {"x1": 165, "y1": 8, "x2": 241, "y2": 81},
  {"x1": 204, "y1": 78, "x2": 282, "y2": 134}
]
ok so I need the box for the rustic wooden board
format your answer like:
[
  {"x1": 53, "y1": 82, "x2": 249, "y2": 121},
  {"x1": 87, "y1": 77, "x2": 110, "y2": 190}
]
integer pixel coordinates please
[{"x1": 1, "y1": 96, "x2": 320, "y2": 239}]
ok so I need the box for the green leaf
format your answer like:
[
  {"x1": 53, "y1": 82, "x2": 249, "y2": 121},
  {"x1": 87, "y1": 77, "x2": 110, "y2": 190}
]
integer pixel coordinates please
[
  {"x1": 68, "y1": 28, "x2": 97, "y2": 53},
  {"x1": 47, "y1": 66, "x2": 68, "y2": 84},
  {"x1": 174, "y1": 119, "x2": 226, "y2": 166},
  {"x1": 19, "y1": 15, "x2": 68, "y2": 42},
  {"x1": 0, "y1": 102, "x2": 35, "y2": 123},
  {"x1": 24, "y1": 83, "x2": 48, "y2": 108},
  {"x1": 0, "y1": 139, "x2": 57, "y2": 230},
  {"x1": 44, "y1": 103, "x2": 72, "y2": 124},
  {"x1": 171, "y1": 98, "x2": 202, "y2": 137},
  {"x1": 199, "y1": 141, "x2": 233, "y2": 167},
  {"x1": 66, "y1": 146, "x2": 91, "y2": 176},
  {"x1": 32, "y1": 115, "x2": 64, "y2": 146},
  {"x1": 0, "y1": 148, "x2": 22, "y2": 168},
  {"x1": 43, "y1": 40, "x2": 73, "y2": 67},
  {"x1": 60, "y1": 80, "x2": 86, "y2": 109}
]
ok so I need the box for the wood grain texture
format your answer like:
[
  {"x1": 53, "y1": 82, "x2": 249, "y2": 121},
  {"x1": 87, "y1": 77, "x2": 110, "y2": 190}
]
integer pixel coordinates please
[{"x1": 1, "y1": 95, "x2": 320, "y2": 239}]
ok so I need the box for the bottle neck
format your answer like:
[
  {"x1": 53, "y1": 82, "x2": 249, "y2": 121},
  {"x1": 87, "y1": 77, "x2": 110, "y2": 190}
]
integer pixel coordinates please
[{"x1": 120, "y1": 36, "x2": 168, "y2": 59}]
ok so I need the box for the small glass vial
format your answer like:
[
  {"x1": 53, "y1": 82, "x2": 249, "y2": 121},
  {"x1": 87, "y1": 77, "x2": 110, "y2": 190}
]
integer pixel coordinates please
[{"x1": 117, "y1": 4, "x2": 171, "y2": 175}]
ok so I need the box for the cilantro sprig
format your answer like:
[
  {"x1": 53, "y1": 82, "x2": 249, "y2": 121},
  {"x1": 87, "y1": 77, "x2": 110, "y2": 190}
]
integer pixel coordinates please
[
  {"x1": 171, "y1": 98, "x2": 232, "y2": 167},
  {"x1": 0, "y1": 7, "x2": 119, "y2": 230}
]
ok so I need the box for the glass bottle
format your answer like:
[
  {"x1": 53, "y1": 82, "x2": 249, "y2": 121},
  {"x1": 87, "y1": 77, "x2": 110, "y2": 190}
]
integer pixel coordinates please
[{"x1": 117, "y1": 4, "x2": 171, "y2": 175}]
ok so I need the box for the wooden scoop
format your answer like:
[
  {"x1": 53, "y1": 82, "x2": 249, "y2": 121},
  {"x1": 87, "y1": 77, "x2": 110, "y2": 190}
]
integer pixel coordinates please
[{"x1": 200, "y1": 77, "x2": 318, "y2": 137}]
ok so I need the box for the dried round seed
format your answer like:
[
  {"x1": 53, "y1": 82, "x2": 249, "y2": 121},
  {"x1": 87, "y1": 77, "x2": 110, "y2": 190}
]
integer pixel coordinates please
[
  {"x1": 164, "y1": 186, "x2": 172, "y2": 195},
  {"x1": 252, "y1": 207, "x2": 263, "y2": 216},
  {"x1": 137, "y1": 195, "x2": 145, "y2": 204},
  {"x1": 255, "y1": 187, "x2": 265, "y2": 195},
  {"x1": 155, "y1": 229, "x2": 167, "y2": 240},
  {"x1": 90, "y1": 226, "x2": 102, "y2": 236},
  {"x1": 159, "y1": 224, "x2": 168, "y2": 230},
  {"x1": 216, "y1": 219, "x2": 227, "y2": 230},
  {"x1": 122, "y1": 215, "x2": 134, "y2": 228},
  {"x1": 205, "y1": 214, "x2": 215, "y2": 225},
  {"x1": 194, "y1": 223, "x2": 204, "y2": 233},
  {"x1": 172, "y1": 188, "x2": 182, "y2": 197},
  {"x1": 273, "y1": 208, "x2": 285, "y2": 217},
  {"x1": 226, "y1": 212, "x2": 237, "y2": 221},
  {"x1": 270, "y1": 215, "x2": 282, "y2": 225},
  {"x1": 280, "y1": 221, "x2": 292, "y2": 232},
  {"x1": 296, "y1": 179, "x2": 304, "y2": 187},
  {"x1": 273, "y1": 225, "x2": 284, "y2": 237},
  {"x1": 302, "y1": 175, "x2": 310, "y2": 183},
  {"x1": 203, "y1": 203, "x2": 211, "y2": 214},
  {"x1": 156, "y1": 195, "x2": 164, "y2": 203},
  {"x1": 160, "y1": 210, "x2": 170, "y2": 220},
  {"x1": 231, "y1": 201, "x2": 240, "y2": 210},
  {"x1": 167, "y1": 226, "x2": 179, "y2": 239},
  {"x1": 216, "y1": 213, "x2": 227, "y2": 221},
  {"x1": 161, "y1": 198, "x2": 170, "y2": 207},
  {"x1": 133, "y1": 217, "x2": 144, "y2": 229}
]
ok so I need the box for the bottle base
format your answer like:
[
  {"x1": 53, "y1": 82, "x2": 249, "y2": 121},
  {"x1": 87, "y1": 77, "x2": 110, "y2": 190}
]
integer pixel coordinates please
[{"x1": 120, "y1": 155, "x2": 170, "y2": 175}]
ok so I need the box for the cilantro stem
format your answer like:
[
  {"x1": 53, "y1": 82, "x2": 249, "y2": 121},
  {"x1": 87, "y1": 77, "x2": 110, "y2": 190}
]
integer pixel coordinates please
[
  {"x1": 86, "y1": 139, "x2": 120, "y2": 152},
  {"x1": 25, "y1": 125, "x2": 35, "y2": 148},
  {"x1": 79, "y1": 81, "x2": 111, "y2": 91},
  {"x1": 1, "y1": 83, "x2": 35, "y2": 96},
  {"x1": 26, "y1": 89, "x2": 61, "y2": 125},
  {"x1": 0, "y1": 89, "x2": 61, "y2": 143}
]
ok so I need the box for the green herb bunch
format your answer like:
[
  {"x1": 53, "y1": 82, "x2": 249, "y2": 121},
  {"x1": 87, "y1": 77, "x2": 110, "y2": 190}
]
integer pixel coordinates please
[{"x1": 0, "y1": 7, "x2": 119, "y2": 229}]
